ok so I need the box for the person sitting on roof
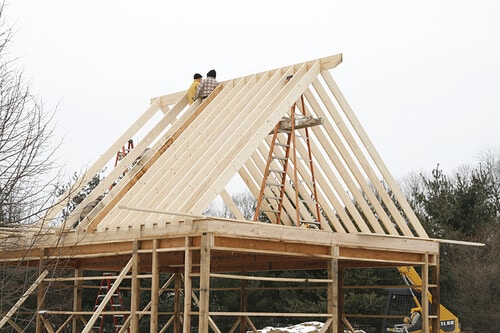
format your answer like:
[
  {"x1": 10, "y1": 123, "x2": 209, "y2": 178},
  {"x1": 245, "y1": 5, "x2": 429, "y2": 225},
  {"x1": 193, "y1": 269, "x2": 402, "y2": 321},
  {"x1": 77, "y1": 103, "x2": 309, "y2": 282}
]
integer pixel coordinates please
[
  {"x1": 195, "y1": 69, "x2": 218, "y2": 100},
  {"x1": 188, "y1": 73, "x2": 203, "y2": 105}
]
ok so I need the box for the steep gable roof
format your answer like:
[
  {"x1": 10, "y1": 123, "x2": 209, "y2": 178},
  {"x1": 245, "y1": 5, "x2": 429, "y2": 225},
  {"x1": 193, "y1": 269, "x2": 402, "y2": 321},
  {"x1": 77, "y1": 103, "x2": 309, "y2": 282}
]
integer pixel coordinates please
[{"x1": 41, "y1": 54, "x2": 428, "y2": 238}]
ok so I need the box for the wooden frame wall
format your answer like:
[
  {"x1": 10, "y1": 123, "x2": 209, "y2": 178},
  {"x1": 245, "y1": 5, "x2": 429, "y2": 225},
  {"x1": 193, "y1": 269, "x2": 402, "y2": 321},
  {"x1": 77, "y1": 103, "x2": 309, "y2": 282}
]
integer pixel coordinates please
[{"x1": 0, "y1": 219, "x2": 441, "y2": 333}]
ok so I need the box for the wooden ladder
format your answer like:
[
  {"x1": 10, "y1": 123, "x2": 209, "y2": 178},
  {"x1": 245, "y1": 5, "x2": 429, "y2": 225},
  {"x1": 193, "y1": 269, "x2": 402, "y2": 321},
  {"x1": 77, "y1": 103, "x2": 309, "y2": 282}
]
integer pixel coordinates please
[{"x1": 253, "y1": 94, "x2": 322, "y2": 228}]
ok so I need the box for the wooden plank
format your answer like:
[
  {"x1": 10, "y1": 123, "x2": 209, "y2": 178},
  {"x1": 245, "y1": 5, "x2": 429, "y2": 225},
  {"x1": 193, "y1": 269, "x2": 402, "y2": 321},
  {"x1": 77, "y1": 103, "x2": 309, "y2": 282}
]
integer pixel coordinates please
[
  {"x1": 37, "y1": 98, "x2": 162, "y2": 227},
  {"x1": 305, "y1": 86, "x2": 387, "y2": 234},
  {"x1": 183, "y1": 237, "x2": 192, "y2": 333},
  {"x1": 107, "y1": 79, "x2": 239, "y2": 230},
  {"x1": 85, "y1": 85, "x2": 222, "y2": 232},
  {"x1": 150, "y1": 239, "x2": 159, "y2": 333},
  {"x1": 422, "y1": 253, "x2": 429, "y2": 333},
  {"x1": 166, "y1": 70, "x2": 288, "y2": 215},
  {"x1": 219, "y1": 188, "x2": 246, "y2": 220},
  {"x1": 187, "y1": 62, "x2": 321, "y2": 215},
  {"x1": 0, "y1": 270, "x2": 49, "y2": 329},
  {"x1": 198, "y1": 234, "x2": 211, "y2": 333},
  {"x1": 148, "y1": 54, "x2": 342, "y2": 104},
  {"x1": 321, "y1": 70, "x2": 428, "y2": 238},
  {"x1": 130, "y1": 241, "x2": 140, "y2": 332},
  {"x1": 210, "y1": 272, "x2": 332, "y2": 283},
  {"x1": 311, "y1": 79, "x2": 402, "y2": 235},
  {"x1": 39, "y1": 313, "x2": 55, "y2": 333},
  {"x1": 273, "y1": 115, "x2": 324, "y2": 133},
  {"x1": 36, "y1": 249, "x2": 46, "y2": 333},
  {"x1": 69, "y1": 94, "x2": 192, "y2": 232},
  {"x1": 72, "y1": 268, "x2": 82, "y2": 333}
]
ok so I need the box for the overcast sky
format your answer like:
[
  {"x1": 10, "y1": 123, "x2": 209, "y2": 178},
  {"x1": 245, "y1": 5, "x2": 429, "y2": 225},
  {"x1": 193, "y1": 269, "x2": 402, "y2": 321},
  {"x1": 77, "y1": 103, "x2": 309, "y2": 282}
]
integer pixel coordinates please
[{"x1": 4, "y1": 1, "x2": 500, "y2": 184}]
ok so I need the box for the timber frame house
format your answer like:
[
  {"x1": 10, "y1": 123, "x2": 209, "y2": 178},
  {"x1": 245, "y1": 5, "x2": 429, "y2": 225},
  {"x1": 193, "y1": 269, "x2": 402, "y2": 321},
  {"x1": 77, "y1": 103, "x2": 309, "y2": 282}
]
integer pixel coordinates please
[{"x1": 1, "y1": 54, "x2": 445, "y2": 332}]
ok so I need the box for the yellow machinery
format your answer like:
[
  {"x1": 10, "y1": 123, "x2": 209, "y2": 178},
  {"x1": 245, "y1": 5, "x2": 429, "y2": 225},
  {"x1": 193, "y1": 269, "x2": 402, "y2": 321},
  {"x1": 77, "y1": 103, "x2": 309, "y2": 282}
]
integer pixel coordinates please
[{"x1": 386, "y1": 266, "x2": 460, "y2": 333}]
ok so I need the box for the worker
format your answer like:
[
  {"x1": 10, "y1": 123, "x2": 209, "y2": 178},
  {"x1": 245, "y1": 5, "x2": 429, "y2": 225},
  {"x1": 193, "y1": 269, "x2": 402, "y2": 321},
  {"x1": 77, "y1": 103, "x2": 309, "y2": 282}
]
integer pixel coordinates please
[
  {"x1": 188, "y1": 73, "x2": 203, "y2": 105},
  {"x1": 195, "y1": 69, "x2": 218, "y2": 100}
]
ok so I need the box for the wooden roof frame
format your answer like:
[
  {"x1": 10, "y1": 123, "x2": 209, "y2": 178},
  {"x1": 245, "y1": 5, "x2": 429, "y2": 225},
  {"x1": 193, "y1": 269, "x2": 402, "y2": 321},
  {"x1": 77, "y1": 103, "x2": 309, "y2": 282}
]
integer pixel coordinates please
[
  {"x1": 26, "y1": 53, "x2": 427, "y2": 240},
  {"x1": 0, "y1": 54, "x2": 446, "y2": 333}
]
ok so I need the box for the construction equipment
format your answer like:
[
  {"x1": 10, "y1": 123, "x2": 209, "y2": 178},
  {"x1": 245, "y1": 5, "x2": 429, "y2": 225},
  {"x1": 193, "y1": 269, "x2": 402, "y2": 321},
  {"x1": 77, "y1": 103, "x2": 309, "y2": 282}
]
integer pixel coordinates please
[{"x1": 384, "y1": 266, "x2": 460, "y2": 333}]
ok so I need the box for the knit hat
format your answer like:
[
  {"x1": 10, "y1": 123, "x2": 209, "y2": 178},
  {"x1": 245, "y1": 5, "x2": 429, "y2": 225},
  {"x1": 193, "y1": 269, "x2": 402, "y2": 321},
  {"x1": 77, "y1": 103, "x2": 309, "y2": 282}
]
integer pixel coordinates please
[
  {"x1": 193, "y1": 73, "x2": 202, "y2": 79},
  {"x1": 207, "y1": 69, "x2": 216, "y2": 78}
]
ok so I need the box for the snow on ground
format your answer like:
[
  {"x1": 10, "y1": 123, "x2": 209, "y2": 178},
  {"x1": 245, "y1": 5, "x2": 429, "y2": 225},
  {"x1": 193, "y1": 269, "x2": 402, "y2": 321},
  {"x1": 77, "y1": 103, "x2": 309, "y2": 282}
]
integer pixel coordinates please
[{"x1": 252, "y1": 321, "x2": 366, "y2": 333}]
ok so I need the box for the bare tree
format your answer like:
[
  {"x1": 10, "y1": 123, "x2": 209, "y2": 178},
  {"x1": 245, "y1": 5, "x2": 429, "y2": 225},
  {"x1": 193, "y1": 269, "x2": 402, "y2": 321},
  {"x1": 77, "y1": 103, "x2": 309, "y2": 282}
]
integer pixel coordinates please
[
  {"x1": 0, "y1": 1, "x2": 59, "y2": 230},
  {"x1": 0, "y1": 2, "x2": 65, "y2": 330}
]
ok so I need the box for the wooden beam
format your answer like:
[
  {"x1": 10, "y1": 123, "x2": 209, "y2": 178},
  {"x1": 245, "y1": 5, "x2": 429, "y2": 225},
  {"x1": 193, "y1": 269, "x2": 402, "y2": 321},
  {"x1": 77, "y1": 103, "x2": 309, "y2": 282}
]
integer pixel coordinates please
[
  {"x1": 174, "y1": 273, "x2": 182, "y2": 333},
  {"x1": 328, "y1": 247, "x2": 339, "y2": 333},
  {"x1": 198, "y1": 233, "x2": 211, "y2": 333},
  {"x1": 131, "y1": 241, "x2": 140, "y2": 332},
  {"x1": 183, "y1": 237, "x2": 192, "y2": 333},
  {"x1": 150, "y1": 239, "x2": 159, "y2": 333},
  {"x1": 86, "y1": 85, "x2": 222, "y2": 233},
  {"x1": 72, "y1": 268, "x2": 83, "y2": 333},
  {"x1": 36, "y1": 249, "x2": 47, "y2": 333},
  {"x1": 322, "y1": 70, "x2": 428, "y2": 238},
  {"x1": 422, "y1": 253, "x2": 429, "y2": 333}
]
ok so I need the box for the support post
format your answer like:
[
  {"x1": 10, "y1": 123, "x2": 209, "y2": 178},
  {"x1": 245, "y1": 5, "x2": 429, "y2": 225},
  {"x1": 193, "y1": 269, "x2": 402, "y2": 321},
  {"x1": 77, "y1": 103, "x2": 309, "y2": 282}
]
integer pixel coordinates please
[
  {"x1": 36, "y1": 248, "x2": 47, "y2": 333},
  {"x1": 174, "y1": 272, "x2": 182, "y2": 333},
  {"x1": 183, "y1": 237, "x2": 193, "y2": 333},
  {"x1": 151, "y1": 239, "x2": 159, "y2": 333},
  {"x1": 431, "y1": 255, "x2": 441, "y2": 333},
  {"x1": 131, "y1": 240, "x2": 141, "y2": 332},
  {"x1": 72, "y1": 268, "x2": 83, "y2": 333},
  {"x1": 327, "y1": 246, "x2": 339, "y2": 333},
  {"x1": 422, "y1": 253, "x2": 429, "y2": 333},
  {"x1": 239, "y1": 276, "x2": 248, "y2": 333},
  {"x1": 199, "y1": 233, "x2": 212, "y2": 333},
  {"x1": 337, "y1": 267, "x2": 345, "y2": 333}
]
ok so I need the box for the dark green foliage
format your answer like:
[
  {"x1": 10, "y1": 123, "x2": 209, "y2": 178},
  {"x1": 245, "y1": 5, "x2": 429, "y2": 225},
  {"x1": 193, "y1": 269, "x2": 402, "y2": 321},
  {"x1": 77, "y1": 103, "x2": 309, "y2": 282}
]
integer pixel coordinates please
[{"x1": 405, "y1": 158, "x2": 500, "y2": 333}]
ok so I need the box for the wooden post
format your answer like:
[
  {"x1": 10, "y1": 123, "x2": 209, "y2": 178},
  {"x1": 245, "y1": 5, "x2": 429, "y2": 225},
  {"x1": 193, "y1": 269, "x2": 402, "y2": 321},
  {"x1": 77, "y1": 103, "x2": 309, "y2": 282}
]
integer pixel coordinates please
[
  {"x1": 151, "y1": 239, "x2": 159, "y2": 333},
  {"x1": 431, "y1": 255, "x2": 440, "y2": 333},
  {"x1": 36, "y1": 248, "x2": 47, "y2": 333},
  {"x1": 239, "y1": 277, "x2": 248, "y2": 333},
  {"x1": 72, "y1": 268, "x2": 83, "y2": 333},
  {"x1": 131, "y1": 240, "x2": 141, "y2": 332},
  {"x1": 337, "y1": 267, "x2": 345, "y2": 333},
  {"x1": 327, "y1": 246, "x2": 339, "y2": 333},
  {"x1": 183, "y1": 237, "x2": 193, "y2": 333},
  {"x1": 422, "y1": 253, "x2": 429, "y2": 333},
  {"x1": 174, "y1": 272, "x2": 182, "y2": 333},
  {"x1": 199, "y1": 233, "x2": 212, "y2": 333}
]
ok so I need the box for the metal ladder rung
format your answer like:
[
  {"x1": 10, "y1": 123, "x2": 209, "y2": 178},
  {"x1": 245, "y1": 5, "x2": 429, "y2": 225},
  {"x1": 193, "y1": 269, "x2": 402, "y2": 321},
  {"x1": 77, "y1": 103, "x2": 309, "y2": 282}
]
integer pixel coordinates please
[
  {"x1": 272, "y1": 156, "x2": 287, "y2": 161},
  {"x1": 265, "y1": 182, "x2": 283, "y2": 187},
  {"x1": 269, "y1": 169, "x2": 285, "y2": 174}
]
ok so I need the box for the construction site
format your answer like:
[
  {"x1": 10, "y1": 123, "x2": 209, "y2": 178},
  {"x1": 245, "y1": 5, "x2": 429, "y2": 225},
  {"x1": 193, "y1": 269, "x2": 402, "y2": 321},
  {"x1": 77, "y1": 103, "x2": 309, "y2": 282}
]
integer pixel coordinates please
[{"x1": 0, "y1": 54, "x2": 465, "y2": 333}]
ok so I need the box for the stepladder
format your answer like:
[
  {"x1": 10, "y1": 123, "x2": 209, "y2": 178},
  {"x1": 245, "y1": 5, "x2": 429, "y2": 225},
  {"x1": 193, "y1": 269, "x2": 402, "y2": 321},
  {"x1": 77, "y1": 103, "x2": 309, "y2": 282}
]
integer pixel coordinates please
[{"x1": 93, "y1": 273, "x2": 130, "y2": 333}]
